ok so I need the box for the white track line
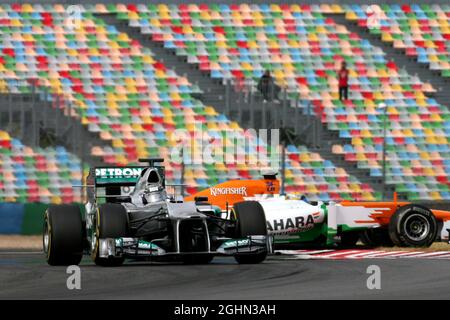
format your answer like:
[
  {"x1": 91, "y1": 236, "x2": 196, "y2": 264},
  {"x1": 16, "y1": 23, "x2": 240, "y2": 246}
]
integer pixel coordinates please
[
  {"x1": 406, "y1": 251, "x2": 450, "y2": 258},
  {"x1": 346, "y1": 250, "x2": 381, "y2": 259},
  {"x1": 295, "y1": 250, "x2": 336, "y2": 255},
  {"x1": 275, "y1": 249, "x2": 450, "y2": 260},
  {"x1": 363, "y1": 251, "x2": 405, "y2": 258},
  {"x1": 275, "y1": 250, "x2": 297, "y2": 255},
  {"x1": 275, "y1": 250, "x2": 306, "y2": 255},
  {"x1": 276, "y1": 249, "x2": 334, "y2": 255},
  {"x1": 313, "y1": 250, "x2": 361, "y2": 258},
  {"x1": 386, "y1": 251, "x2": 424, "y2": 258}
]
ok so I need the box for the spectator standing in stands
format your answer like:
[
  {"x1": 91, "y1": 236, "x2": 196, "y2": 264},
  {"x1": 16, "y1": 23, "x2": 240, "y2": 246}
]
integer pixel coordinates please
[
  {"x1": 257, "y1": 70, "x2": 280, "y2": 103},
  {"x1": 338, "y1": 61, "x2": 349, "y2": 101}
]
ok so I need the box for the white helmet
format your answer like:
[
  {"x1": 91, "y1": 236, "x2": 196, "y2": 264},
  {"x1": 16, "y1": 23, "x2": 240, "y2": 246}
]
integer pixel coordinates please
[{"x1": 143, "y1": 169, "x2": 166, "y2": 203}]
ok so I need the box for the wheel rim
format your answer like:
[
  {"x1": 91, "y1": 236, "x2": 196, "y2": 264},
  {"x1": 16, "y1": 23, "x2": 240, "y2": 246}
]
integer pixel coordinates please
[
  {"x1": 91, "y1": 230, "x2": 97, "y2": 253},
  {"x1": 91, "y1": 229, "x2": 100, "y2": 260},
  {"x1": 91, "y1": 209, "x2": 100, "y2": 260},
  {"x1": 43, "y1": 217, "x2": 50, "y2": 255},
  {"x1": 403, "y1": 214, "x2": 430, "y2": 242}
]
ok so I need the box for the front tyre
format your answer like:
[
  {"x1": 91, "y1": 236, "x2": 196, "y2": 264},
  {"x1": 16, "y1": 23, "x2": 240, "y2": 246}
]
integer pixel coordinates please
[
  {"x1": 232, "y1": 201, "x2": 268, "y2": 264},
  {"x1": 388, "y1": 204, "x2": 437, "y2": 247},
  {"x1": 93, "y1": 203, "x2": 128, "y2": 267},
  {"x1": 43, "y1": 204, "x2": 83, "y2": 266}
]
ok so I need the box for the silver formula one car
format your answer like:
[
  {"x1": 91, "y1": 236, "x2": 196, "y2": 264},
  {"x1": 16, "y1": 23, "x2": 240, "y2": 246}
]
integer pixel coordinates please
[{"x1": 43, "y1": 159, "x2": 269, "y2": 266}]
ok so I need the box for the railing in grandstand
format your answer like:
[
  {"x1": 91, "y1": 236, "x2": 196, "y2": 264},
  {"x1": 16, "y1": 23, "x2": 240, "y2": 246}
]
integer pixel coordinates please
[
  {"x1": 0, "y1": 78, "x2": 89, "y2": 167},
  {"x1": 220, "y1": 77, "x2": 322, "y2": 148}
]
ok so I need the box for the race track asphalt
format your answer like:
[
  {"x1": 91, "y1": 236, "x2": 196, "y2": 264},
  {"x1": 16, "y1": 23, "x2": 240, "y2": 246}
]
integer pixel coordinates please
[{"x1": 0, "y1": 251, "x2": 449, "y2": 300}]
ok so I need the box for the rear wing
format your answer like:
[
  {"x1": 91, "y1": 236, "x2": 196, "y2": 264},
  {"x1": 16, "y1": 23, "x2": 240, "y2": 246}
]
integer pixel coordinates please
[
  {"x1": 93, "y1": 167, "x2": 145, "y2": 186},
  {"x1": 88, "y1": 159, "x2": 166, "y2": 188}
]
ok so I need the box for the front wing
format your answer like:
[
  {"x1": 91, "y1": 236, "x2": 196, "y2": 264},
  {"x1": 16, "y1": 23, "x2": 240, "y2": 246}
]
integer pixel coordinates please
[{"x1": 97, "y1": 235, "x2": 269, "y2": 259}]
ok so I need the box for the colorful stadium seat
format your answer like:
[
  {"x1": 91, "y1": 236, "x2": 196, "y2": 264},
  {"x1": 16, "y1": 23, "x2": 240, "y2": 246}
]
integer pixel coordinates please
[
  {"x1": 3, "y1": 4, "x2": 450, "y2": 201},
  {"x1": 345, "y1": 4, "x2": 450, "y2": 78},
  {"x1": 122, "y1": 3, "x2": 450, "y2": 200},
  {"x1": 0, "y1": 130, "x2": 82, "y2": 203},
  {"x1": 0, "y1": 4, "x2": 378, "y2": 202}
]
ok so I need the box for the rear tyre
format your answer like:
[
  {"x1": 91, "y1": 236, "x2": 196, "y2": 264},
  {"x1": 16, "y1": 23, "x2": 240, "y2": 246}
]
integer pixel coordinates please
[
  {"x1": 43, "y1": 204, "x2": 83, "y2": 266},
  {"x1": 339, "y1": 231, "x2": 360, "y2": 248},
  {"x1": 360, "y1": 228, "x2": 394, "y2": 247},
  {"x1": 388, "y1": 204, "x2": 437, "y2": 247},
  {"x1": 232, "y1": 201, "x2": 268, "y2": 264},
  {"x1": 93, "y1": 203, "x2": 128, "y2": 267}
]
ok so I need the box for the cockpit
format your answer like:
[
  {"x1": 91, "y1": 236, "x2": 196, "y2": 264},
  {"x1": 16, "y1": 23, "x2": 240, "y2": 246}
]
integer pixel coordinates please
[{"x1": 132, "y1": 167, "x2": 167, "y2": 205}]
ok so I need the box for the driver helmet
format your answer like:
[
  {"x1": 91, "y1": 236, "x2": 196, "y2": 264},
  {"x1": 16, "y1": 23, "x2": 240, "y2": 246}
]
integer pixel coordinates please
[{"x1": 143, "y1": 169, "x2": 167, "y2": 203}]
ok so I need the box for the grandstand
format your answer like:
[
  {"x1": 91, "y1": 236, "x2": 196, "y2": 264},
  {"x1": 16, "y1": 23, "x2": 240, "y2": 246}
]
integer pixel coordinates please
[
  {"x1": 346, "y1": 4, "x2": 450, "y2": 78},
  {"x1": 0, "y1": 2, "x2": 449, "y2": 204}
]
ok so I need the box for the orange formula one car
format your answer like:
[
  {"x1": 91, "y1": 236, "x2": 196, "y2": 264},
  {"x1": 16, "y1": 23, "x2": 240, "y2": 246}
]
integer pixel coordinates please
[{"x1": 186, "y1": 175, "x2": 450, "y2": 248}]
